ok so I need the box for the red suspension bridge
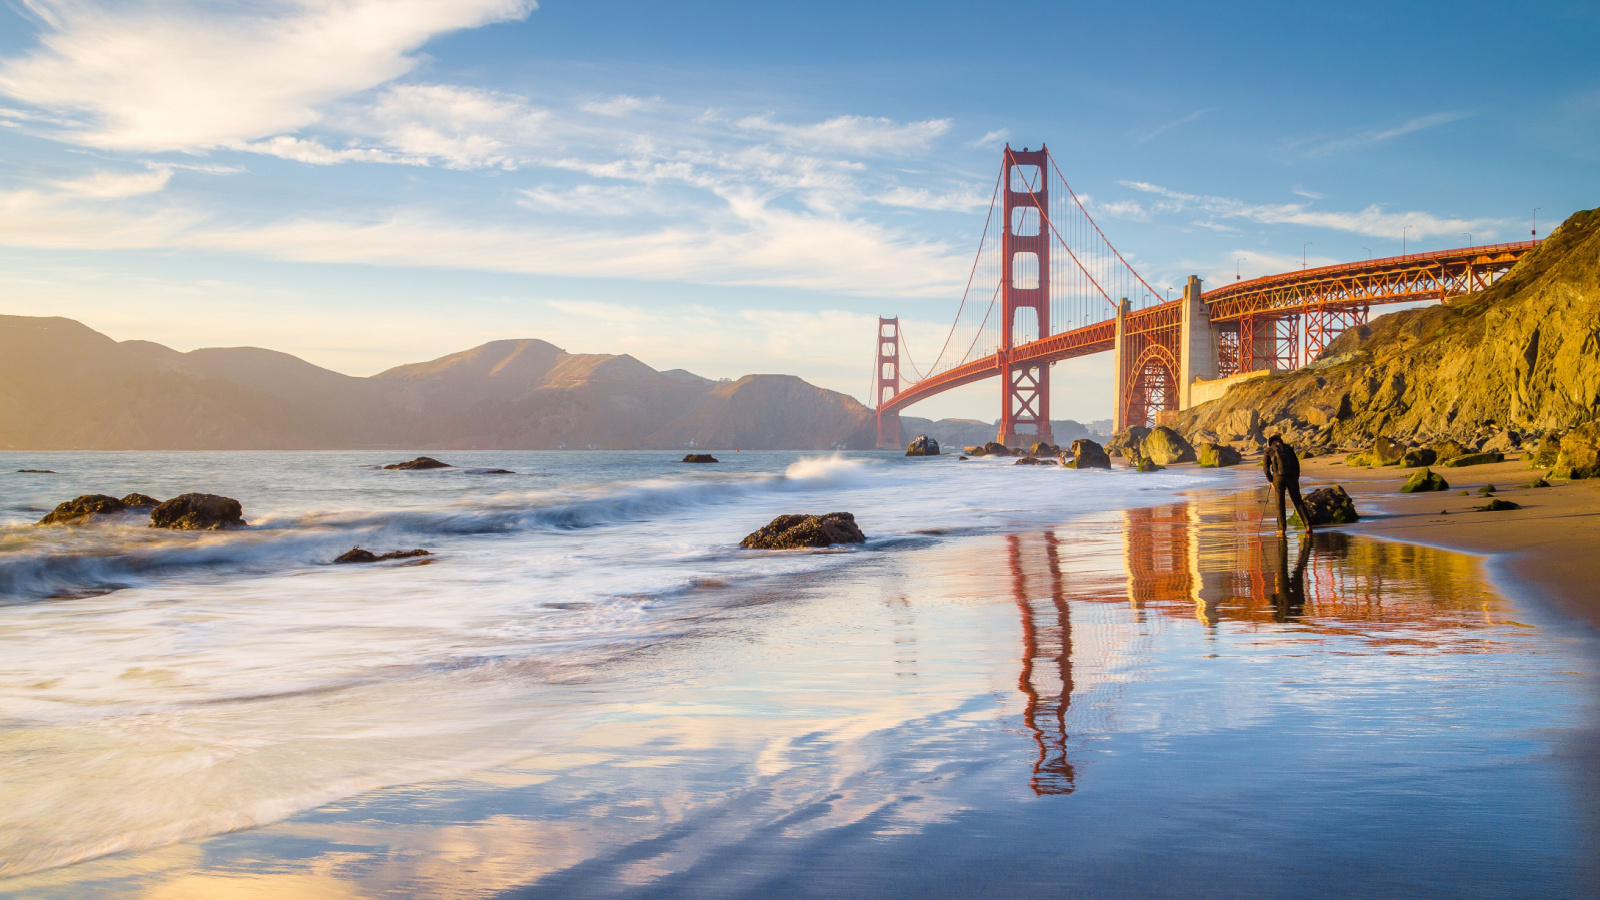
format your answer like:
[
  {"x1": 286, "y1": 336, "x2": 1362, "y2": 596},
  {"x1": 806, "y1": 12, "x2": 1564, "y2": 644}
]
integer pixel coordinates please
[{"x1": 872, "y1": 145, "x2": 1538, "y2": 449}]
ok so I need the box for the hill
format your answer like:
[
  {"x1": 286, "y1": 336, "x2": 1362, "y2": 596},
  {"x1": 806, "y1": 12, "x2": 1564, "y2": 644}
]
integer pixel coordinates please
[
  {"x1": 1177, "y1": 206, "x2": 1600, "y2": 451},
  {"x1": 0, "y1": 318, "x2": 874, "y2": 451}
]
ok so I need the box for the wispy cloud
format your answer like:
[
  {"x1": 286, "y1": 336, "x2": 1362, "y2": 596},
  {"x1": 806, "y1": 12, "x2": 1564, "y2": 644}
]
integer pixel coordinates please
[
  {"x1": 970, "y1": 128, "x2": 1009, "y2": 148},
  {"x1": 1119, "y1": 180, "x2": 1503, "y2": 240},
  {"x1": 50, "y1": 166, "x2": 171, "y2": 198},
  {"x1": 1291, "y1": 185, "x2": 1325, "y2": 200},
  {"x1": 1303, "y1": 112, "x2": 1470, "y2": 157},
  {"x1": 1139, "y1": 108, "x2": 1215, "y2": 143},
  {"x1": 735, "y1": 114, "x2": 950, "y2": 155},
  {"x1": 579, "y1": 94, "x2": 658, "y2": 116}
]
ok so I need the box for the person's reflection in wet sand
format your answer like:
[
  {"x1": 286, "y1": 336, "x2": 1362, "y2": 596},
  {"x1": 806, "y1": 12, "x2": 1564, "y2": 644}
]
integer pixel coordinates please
[{"x1": 1272, "y1": 534, "x2": 1313, "y2": 621}]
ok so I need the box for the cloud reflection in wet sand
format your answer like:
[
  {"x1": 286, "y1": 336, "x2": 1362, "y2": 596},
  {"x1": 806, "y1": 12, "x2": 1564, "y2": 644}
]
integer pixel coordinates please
[{"x1": 4, "y1": 491, "x2": 1595, "y2": 899}]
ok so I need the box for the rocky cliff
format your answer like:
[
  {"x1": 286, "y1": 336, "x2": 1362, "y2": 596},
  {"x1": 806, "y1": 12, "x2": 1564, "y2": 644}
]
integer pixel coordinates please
[
  {"x1": 1177, "y1": 206, "x2": 1600, "y2": 452},
  {"x1": 0, "y1": 318, "x2": 874, "y2": 450}
]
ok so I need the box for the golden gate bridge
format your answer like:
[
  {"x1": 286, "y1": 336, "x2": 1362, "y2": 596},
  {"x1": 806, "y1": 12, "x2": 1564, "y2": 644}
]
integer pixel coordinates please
[{"x1": 872, "y1": 145, "x2": 1538, "y2": 449}]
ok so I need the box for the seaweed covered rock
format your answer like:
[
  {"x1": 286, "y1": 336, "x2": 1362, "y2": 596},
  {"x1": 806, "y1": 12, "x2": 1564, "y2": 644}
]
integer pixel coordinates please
[
  {"x1": 149, "y1": 493, "x2": 246, "y2": 530},
  {"x1": 1372, "y1": 436, "x2": 1407, "y2": 466},
  {"x1": 335, "y1": 547, "x2": 431, "y2": 564},
  {"x1": 120, "y1": 493, "x2": 162, "y2": 509},
  {"x1": 1553, "y1": 420, "x2": 1600, "y2": 479},
  {"x1": 1288, "y1": 485, "x2": 1360, "y2": 527},
  {"x1": 682, "y1": 454, "x2": 719, "y2": 463},
  {"x1": 1476, "y1": 498, "x2": 1521, "y2": 512},
  {"x1": 1135, "y1": 457, "x2": 1162, "y2": 473},
  {"x1": 1197, "y1": 443, "x2": 1243, "y2": 468},
  {"x1": 1441, "y1": 452, "x2": 1504, "y2": 468},
  {"x1": 1069, "y1": 438, "x2": 1111, "y2": 470},
  {"x1": 905, "y1": 434, "x2": 940, "y2": 456},
  {"x1": 37, "y1": 494, "x2": 125, "y2": 525},
  {"x1": 384, "y1": 456, "x2": 451, "y2": 470},
  {"x1": 1399, "y1": 448, "x2": 1437, "y2": 468},
  {"x1": 1399, "y1": 468, "x2": 1449, "y2": 493},
  {"x1": 1140, "y1": 426, "x2": 1195, "y2": 465},
  {"x1": 740, "y1": 512, "x2": 866, "y2": 550}
]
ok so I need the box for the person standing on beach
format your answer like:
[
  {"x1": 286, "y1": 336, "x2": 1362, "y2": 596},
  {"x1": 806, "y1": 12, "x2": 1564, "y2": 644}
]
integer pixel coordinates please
[{"x1": 1264, "y1": 434, "x2": 1314, "y2": 535}]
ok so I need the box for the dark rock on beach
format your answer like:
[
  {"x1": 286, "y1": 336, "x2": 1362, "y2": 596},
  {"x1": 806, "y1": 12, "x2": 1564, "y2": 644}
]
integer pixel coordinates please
[
  {"x1": 1476, "y1": 498, "x2": 1521, "y2": 512},
  {"x1": 37, "y1": 494, "x2": 126, "y2": 525},
  {"x1": 682, "y1": 454, "x2": 719, "y2": 463},
  {"x1": 149, "y1": 493, "x2": 246, "y2": 530},
  {"x1": 1135, "y1": 457, "x2": 1162, "y2": 472},
  {"x1": 335, "y1": 547, "x2": 431, "y2": 564},
  {"x1": 1400, "y1": 468, "x2": 1449, "y2": 493},
  {"x1": 1289, "y1": 485, "x2": 1360, "y2": 527},
  {"x1": 1106, "y1": 426, "x2": 1150, "y2": 460},
  {"x1": 740, "y1": 512, "x2": 866, "y2": 550},
  {"x1": 905, "y1": 434, "x2": 940, "y2": 456},
  {"x1": 1372, "y1": 436, "x2": 1407, "y2": 466},
  {"x1": 384, "y1": 457, "x2": 452, "y2": 470},
  {"x1": 1068, "y1": 438, "x2": 1111, "y2": 469},
  {"x1": 1399, "y1": 448, "x2": 1437, "y2": 468},
  {"x1": 120, "y1": 493, "x2": 163, "y2": 509}
]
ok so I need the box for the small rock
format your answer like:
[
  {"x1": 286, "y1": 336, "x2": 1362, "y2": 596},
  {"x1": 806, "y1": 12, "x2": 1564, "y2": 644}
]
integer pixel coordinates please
[
  {"x1": 1014, "y1": 457, "x2": 1045, "y2": 466},
  {"x1": 150, "y1": 493, "x2": 246, "y2": 530},
  {"x1": 1288, "y1": 485, "x2": 1360, "y2": 527},
  {"x1": 1197, "y1": 442, "x2": 1243, "y2": 468},
  {"x1": 1525, "y1": 478, "x2": 1551, "y2": 488},
  {"x1": 740, "y1": 512, "x2": 866, "y2": 550},
  {"x1": 1399, "y1": 468, "x2": 1449, "y2": 493},
  {"x1": 37, "y1": 494, "x2": 125, "y2": 525},
  {"x1": 17, "y1": 469, "x2": 56, "y2": 474},
  {"x1": 682, "y1": 454, "x2": 719, "y2": 463},
  {"x1": 905, "y1": 434, "x2": 941, "y2": 456},
  {"x1": 1476, "y1": 484, "x2": 1497, "y2": 495},
  {"x1": 335, "y1": 547, "x2": 431, "y2": 564},
  {"x1": 120, "y1": 493, "x2": 163, "y2": 509},
  {"x1": 1399, "y1": 448, "x2": 1437, "y2": 468},
  {"x1": 1440, "y1": 452, "x2": 1504, "y2": 468},
  {"x1": 476, "y1": 469, "x2": 515, "y2": 475},
  {"x1": 958, "y1": 455, "x2": 970, "y2": 461},
  {"x1": 1136, "y1": 457, "x2": 1162, "y2": 473},
  {"x1": 1371, "y1": 436, "x2": 1406, "y2": 466},
  {"x1": 384, "y1": 457, "x2": 452, "y2": 470},
  {"x1": 1475, "y1": 498, "x2": 1521, "y2": 512}
]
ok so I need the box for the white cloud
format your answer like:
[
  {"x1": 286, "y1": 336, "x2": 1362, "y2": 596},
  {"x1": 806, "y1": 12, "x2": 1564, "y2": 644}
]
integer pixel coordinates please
[
  {"x1": 360, "y1": 83, "x2": 547, "y2": 169},
  {"x1": 735, "y1": 114, "x2": 950, "y2": 154},
  {"x1": 50, "y1": 166, "x2": 171, "y2": 198},
  {"x1": 872, "y1": 185, "x2": 991, "y2": 213},
  {"x1": 1119, "y1": 180, "x2": 1504, "y2": 240},
  {"x1": 970, "y1": 129, "x2": 1009, "y2": 148},
  {"x1": 1139, "y1": 108, "x2": 1215, "y2": 143},
  {"x1": 1291, "y1": 185, "x2": 1326, "y2": 200},
  {"x1": 233, "y1": 135, "x2": 402, "y2": 165},
  {"x1": 0, "y1": 0, "x2": 537, "y2": 151}
]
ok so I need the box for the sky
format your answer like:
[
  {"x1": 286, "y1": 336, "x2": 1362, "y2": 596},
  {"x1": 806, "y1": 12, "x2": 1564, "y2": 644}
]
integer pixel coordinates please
[{"x1": 0, "y1": 0, "x2": 1596, "y2": 422}]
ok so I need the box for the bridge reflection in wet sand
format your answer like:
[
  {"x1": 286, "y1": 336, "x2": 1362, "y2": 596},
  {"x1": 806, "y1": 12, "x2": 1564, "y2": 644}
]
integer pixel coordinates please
[{"x1": 1007, "y1": 489, "x2": 1506, "y2": 796}]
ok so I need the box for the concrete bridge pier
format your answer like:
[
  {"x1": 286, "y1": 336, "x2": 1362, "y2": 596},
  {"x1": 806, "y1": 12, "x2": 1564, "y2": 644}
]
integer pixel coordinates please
[
  {"x1": 1177, "y1": 275, "x2": 1219, "y2": 409},
  {"x1": 1110, "y1": 298, "x2": 1131, "y2": 433}
]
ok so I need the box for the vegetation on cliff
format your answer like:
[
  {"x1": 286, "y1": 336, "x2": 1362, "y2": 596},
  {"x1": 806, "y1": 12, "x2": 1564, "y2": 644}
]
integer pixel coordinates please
[{"x1": 1179, "y1": 206, "x2": 1600, "y2": 451}]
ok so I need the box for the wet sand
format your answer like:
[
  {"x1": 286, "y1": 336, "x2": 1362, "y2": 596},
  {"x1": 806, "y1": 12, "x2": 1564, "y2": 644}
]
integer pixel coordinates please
[
  {"x1": 1296, "y1": 454, "x2": 1600, "y2": 635},
  {"x1": 4, "y1": 481, "x2": 1596, "y2": 899}
]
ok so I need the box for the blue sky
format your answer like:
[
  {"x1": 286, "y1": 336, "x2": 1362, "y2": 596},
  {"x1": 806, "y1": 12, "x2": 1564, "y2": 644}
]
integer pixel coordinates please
[{"x1": 1, "y1": 0, "x2": 1596, "y2": 422}]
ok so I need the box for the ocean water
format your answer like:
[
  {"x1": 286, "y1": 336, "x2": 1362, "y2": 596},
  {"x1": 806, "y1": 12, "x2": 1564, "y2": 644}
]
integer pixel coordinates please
[{"x1": 1, "y1": 451, "x2": 1596, "y2": 898}]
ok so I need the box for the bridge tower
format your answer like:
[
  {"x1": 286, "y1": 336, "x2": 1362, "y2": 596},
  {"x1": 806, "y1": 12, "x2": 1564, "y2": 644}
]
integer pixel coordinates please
[
  {"x1": 874, "y1": 316, "x2": 901, "y2": 450},
  {"x1": 999, "y1": 146, "x2": 1052, "y2": 447}
]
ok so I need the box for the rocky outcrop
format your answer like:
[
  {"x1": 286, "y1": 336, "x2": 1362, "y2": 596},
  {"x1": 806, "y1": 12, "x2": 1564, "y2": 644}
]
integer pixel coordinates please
[
  {"x1": 37, "y1": 494, "x2": 126, "y2": 525},
  {"x1": 1029, "y1": 441, "x2": 1060, "y2": 457},
  {"x1": 1399, "y1": 448, "x2": 1436, "y2": 468},
  {"x1": 1176, "y1": 208, "x2": 1600, "y2": 451},
  {"x1": 120, "y1": 493, "x2": 162, "y2": 509},
  {"x1": 740, "y1": 512, "x2": 866, "y2": 550},
  {"x1": 1289, "y1": 486, "x2": 1360, "y2": 527},
  {"x1": 1400, "y1": 468, "x2": 1449, "y2": 493},
  {"x1": 1067, "y1": 438, "x2": 1111, "y2": 469},
  {"x1": 1106, "y1": 426, "x2": 1149, "y2": 460},
  {"x1": 149, "y1": 493, "x2": 246, "y2": 530},
  {"x1": 682, "y1": 454, "x2": 719, "y2": 463},
  {"x1": 385, "y1": 456, "x2": 451, "y2": 470},
  {"x1": 1197, "y1": 443, "x2": 1243, "y2": 468},
  {"x1": 335, "y1": 547, "x2": 430, "y2": 564},
  {"x1": 1141, "y1": 426, "x2": 1195, "y2": 465},
  {"x1": 1553, "y1": 420, "x2": 1600, "y2": 478},
  {"x1": 905, "y1": 434, "x2": 940, "y2": 456}
]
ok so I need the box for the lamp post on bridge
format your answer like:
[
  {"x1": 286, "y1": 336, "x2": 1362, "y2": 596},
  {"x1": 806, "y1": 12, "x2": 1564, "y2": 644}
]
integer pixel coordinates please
[
  {"x1": 1402, "y1": 225, "x2": 1410, "y2": 258},
  {"x1": 1302, "y1": 242, "x2": 1313, "y2": 270}
]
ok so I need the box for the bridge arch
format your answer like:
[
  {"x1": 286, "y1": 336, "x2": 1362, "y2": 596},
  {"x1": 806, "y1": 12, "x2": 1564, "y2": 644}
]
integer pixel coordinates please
[{"x1": 1124, "y1": 344, "x2": 1178, "y2": 430}]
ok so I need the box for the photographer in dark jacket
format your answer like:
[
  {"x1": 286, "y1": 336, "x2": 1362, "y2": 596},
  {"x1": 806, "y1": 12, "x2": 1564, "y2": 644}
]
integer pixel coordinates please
[{"x1": 1264, "y1": 434, "x2": 1314, "y2": 535}]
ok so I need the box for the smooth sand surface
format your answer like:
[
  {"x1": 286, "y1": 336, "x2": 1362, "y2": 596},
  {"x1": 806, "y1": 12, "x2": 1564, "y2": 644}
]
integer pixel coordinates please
[{"x1": 1244, "y1": 452, "x2": 1600, "y2": 634}]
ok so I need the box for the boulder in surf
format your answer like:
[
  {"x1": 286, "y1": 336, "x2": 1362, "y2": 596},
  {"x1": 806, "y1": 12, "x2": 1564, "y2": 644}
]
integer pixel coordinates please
[
  {"x1": 384, "y1": 457, "x2": 452, "y2": 470},
  {"x1": 682, "y1": 454, "x2": 719, "y2": 463},
  {"x1": 149, "y1": 493, "x2": 247, "y2": 530},
  {"x1": 37, "y1": 494, "x2": 126, "y2": 525},
  {"x1": 120, "y1": 493, "x2": 163, "y2": 509},
  {"x1": 335, "y1": 547, "x2": 431, "y2": 564},
  {"x1": 740, "y1": 512, "x2": 866, "y2": 550}
]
